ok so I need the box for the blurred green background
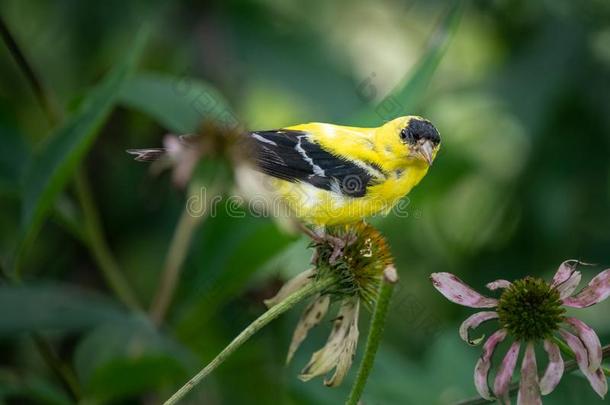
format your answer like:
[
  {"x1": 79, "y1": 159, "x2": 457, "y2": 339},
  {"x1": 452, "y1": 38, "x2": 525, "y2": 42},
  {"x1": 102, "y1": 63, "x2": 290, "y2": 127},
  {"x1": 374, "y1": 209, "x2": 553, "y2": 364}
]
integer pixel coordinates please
[{"x1": 1, "y1": 0, "x2": 609, "y2": 404}]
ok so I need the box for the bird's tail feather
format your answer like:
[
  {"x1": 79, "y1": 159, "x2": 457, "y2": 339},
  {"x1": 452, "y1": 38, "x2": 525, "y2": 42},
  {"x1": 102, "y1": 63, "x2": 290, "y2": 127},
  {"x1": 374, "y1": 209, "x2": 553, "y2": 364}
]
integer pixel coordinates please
[
  {"x1": 127, "y1": 134, "x2": 199, "y2": 162},
  {"x1": 126, "y1": 148, "x2": 167, "y2": 162}
]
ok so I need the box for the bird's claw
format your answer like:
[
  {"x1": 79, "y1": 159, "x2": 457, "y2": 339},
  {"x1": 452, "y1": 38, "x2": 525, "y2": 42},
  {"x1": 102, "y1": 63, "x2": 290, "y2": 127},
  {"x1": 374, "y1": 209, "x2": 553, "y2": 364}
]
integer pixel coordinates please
[
  {"x1": 311, "y1": 233, "x2": 349, "y2": 265},
  {"x1": 298, "y1": 222, "x2": 355, "y2": 265},
  {"x1": 326, "y1": 235, "x2": 346, "y2": 264}
]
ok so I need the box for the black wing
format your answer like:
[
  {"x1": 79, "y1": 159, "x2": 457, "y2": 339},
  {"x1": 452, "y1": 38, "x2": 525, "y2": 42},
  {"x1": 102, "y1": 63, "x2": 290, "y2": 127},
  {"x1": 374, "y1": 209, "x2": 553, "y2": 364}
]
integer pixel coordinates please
[{"x1": 249, "y1": 129, "x2": 380, "y2": 198}]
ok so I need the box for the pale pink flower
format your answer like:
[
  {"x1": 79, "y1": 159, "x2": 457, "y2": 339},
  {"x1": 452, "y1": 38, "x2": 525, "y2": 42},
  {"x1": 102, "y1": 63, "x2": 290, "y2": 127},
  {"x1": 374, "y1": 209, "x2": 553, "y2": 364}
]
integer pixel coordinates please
[
  {"x1": 127, "y1": 133, "x2": 202, "y2": 187},
  {"x1": 431, "y1": 260, "x2": 609, "y2": 404}
]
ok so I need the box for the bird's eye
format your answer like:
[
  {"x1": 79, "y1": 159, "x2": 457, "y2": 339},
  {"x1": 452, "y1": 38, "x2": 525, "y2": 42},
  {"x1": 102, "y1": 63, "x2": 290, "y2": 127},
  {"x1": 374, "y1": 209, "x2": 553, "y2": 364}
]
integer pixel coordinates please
[{"x1": 399, "y1": 129, "x2": 409, "y2": 142}]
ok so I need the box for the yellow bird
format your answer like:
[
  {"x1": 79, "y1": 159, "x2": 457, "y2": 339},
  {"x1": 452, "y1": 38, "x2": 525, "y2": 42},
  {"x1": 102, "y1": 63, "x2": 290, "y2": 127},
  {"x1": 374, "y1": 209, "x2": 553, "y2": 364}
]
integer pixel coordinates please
[
  {"x1": 252, "y1": 116, "x2": 440, "y2": 227},
  {"x1": 129, "y1": 115, "x2": 440, "y2": 253}
]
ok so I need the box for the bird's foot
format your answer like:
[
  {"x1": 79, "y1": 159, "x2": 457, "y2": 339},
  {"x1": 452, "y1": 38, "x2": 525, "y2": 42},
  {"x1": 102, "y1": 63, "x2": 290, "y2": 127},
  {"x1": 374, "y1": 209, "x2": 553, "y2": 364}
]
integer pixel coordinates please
[
  {"x1": 325, "y1": 234, "x2": 346, "y2": 264},
  {"x1": 312, "y1": 232, "x2": 354, "y2": 265},
  {"x1": 296, "y1": 222, "x2": 354, "y2": 265}
]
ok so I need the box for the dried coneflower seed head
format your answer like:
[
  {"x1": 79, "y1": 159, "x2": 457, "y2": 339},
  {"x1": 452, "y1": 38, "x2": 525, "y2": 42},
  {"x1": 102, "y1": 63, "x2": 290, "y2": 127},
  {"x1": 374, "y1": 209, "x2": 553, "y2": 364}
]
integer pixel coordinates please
[{"x1": 314, "y1": 222, "x2": 394, "y2": 310}]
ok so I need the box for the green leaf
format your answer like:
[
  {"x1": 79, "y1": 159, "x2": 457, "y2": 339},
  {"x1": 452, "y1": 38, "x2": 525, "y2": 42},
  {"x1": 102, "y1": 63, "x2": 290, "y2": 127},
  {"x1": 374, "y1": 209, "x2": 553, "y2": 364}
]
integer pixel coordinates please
[
  {"x1": 74, "y1": 315, "x2": 192, "y2": 382},
  {"x1": 350, "y1": 0, "x2": 463, "y2": 126},
  {"x1": 0, "y1": 123, "x2": 29, "y2": 197},
  {"x1": 74, "y1": 315, "x2": 191, "y2": 402},
  {"x1": 174, "y1": 212, "x2": 294, "y2": 342},
  {"x1": 0, "y1": 374, "x2": 72, "y2": 405},
  {"x1": 16, "y1": 27, "x2": 149, "y2": 271},
  {"x1": 0, "y1": 284, "x2": 124, "y2": 336},
  {"x1": 85, "y1": 355, "x2": 184, "y2": 403},
  {"x1": 118, "y1": 72, "x2": 234, "y2": 133}
]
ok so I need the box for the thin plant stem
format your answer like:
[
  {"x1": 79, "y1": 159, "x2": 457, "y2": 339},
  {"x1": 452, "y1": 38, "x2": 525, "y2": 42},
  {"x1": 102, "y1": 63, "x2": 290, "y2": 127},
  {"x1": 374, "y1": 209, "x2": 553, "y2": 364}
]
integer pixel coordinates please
[
  {"x1": 345, "y1": 266, "x2": 398, "y2": 405},
  {"x1": 150, "y1": 203, "x2": 206, "y2": 324},
  {"x1": 0, "y1": 13, "x2": 84, "y2": 399},
  {"x1": 74, "y1": 171, "x2": 141, "y2": 310},
  {"x1": 0, "y1": 10, "x2": 140, "y2": 311},
  {"x1": 552, "y1": 335, "x2": 574, "y2": 358},
  {"x1": 32, "y1": 334, "x2": 81, "y2": 401},
  {"x1": 0, "y1": 14, "x2": 60, "y2": 124},
  {"x1": 454, "y1": 344, "x2": 610, "y2": 405},
  {"x1": 163, "y1": 276, "x2": 336, "y2": 405}
]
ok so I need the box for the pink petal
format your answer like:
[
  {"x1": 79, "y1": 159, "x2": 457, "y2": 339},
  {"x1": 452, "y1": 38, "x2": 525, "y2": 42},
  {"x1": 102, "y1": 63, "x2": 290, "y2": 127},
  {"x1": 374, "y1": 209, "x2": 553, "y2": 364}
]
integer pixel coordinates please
[
  {"x1": 431, "y1": 273, "x2": 498, "y2": 308},
  {"x1": 517, "y1": 342, "x2": 541, "y2": 405},
  {"x1": 559, "y1": 329, "x2": 588, "y2": 367},
  {"x1": 556, "y1": 271, "x2": 581, "y2": 300},
  {"x1": 474, "y1": 329, "x2": 507, "y2": 400},
  {"x1": 539, "y1": 340, "x2": 564, "y2": 395},
  {"x1": 493, "y1": 341, "x2": 520, "y2": 402},
  {"x1": 459, "y1": 311, "x2": 499, "y2": 345},
  {"x1": 551, "y1": 260, "x2": 579, "y2": 287},
  {"x1": 559, "y1": 330, "x2": 608, "y2": 398},
  {"x1": 486, "y1": 279, "x2": 513, "y2": 291},
  {"x1": 563, "y1": 269, "x2": 610, "y2": 308},
  {"x1": 585, "y1": 369, "x2": 609, "y2": 400},
  {"x1": 565, "y1": 317, "x2": 602, "y2": 371}
]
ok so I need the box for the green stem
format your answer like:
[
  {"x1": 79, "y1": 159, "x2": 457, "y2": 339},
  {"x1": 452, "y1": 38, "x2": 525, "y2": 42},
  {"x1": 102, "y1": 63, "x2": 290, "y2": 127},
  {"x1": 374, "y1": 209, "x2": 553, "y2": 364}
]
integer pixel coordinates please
[
  {"x1": 150, "y1": 203, "x2": 206, "y2": 325},
  {"x1": 163, "y1": 276, "x2": 335, "y2": 405},
  {"x1": 0, "y1": 14, "x2": 60, "y2": 124},
  {"x1": 74, "y1": 171, "x2": 141, "y2": 310},
  {"x1": 454, "y1": 344, "x2": 610, "y2": 405},
  {"x1": 345, "y1": 266, "x2": 398, "y2": 405},
  {"x1": 0, "y1": 13, "x2": 84, "y2": 400},
  {"x1": 33, "y1": 334, "x2": 81, "y2": 401},
  {"x1": 552, "y1": 335, "x2": 574, "y2": 359},
  {"x1": 1, "y1": 10, "x2": 140, "y2": 311}
]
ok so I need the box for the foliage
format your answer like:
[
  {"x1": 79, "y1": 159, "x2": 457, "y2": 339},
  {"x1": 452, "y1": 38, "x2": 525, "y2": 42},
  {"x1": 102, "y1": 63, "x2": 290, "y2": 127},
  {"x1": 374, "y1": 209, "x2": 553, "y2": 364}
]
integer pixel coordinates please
[{"x1": 0, "y1": 0, "x2": 609, "y2": 404}]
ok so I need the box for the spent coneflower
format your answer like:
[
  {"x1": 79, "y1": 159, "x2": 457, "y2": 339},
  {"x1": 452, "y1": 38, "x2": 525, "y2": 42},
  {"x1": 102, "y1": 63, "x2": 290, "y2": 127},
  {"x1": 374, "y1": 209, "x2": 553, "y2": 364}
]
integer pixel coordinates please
[
  {"x1": 265, "y1": 222, "x2": 394, "y2": 387},
  {"x1": 163, "y1": 222, "x2": 395, "y2": 405},
  {"x1": 127, "y1": 120, "x2": 242, "y2": 188},
  {"x1": 431, "y1": 260, "x2": 610, "y2": 404}
]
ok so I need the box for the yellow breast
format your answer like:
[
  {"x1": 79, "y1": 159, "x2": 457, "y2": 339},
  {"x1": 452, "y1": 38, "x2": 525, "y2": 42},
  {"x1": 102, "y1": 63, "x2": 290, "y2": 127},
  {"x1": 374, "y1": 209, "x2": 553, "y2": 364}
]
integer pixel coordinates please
[
  {"x1": 272, "y1": 165, "x2": 429, "y2": 226},
  {"x1": 262, "y1": 118, "x2": 434, "y2": 226}
]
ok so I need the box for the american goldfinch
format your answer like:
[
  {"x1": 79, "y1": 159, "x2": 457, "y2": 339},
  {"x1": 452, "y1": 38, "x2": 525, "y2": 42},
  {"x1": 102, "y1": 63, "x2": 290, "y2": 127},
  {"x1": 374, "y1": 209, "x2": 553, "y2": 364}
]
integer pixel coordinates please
[
  {"x1": 128, "y1": 115, "x2": 440, "y2": 233},
  {"x1": 247, "y1": 115, "x2": 439, "y2": 225}
]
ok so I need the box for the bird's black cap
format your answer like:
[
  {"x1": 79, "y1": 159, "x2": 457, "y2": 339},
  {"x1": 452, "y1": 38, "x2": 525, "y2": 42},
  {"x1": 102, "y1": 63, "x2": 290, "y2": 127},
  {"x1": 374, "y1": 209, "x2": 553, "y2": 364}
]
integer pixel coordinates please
[{"x1": 401, "y1": 118, "x2": 441, "y2": 146}]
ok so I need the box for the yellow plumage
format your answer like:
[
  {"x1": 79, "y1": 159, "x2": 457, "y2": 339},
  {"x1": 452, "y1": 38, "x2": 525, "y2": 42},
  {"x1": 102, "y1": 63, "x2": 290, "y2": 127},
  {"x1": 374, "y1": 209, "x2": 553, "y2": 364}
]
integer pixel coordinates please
[
  {"x1": 128, "y1": 115, "x2": 440, "y2": 228},
  {"x1": 260, "y1": 116, "x2": 440, "y2": 226}
]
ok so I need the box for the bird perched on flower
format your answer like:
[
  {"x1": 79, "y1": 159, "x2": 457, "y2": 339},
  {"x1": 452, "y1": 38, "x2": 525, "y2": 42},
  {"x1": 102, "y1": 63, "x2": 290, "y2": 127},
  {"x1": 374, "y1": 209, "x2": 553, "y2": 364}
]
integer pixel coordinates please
[
  {"x1": 246, "y1": 115, "x2": 440, "y2": 226},
  {"x1": 264, "y1": 222, "x2": 395, "y2": 387},
  {"x1": 128, "y1": 116, "x2": 440, "y2": 256}
]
